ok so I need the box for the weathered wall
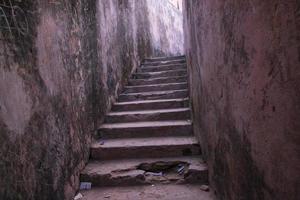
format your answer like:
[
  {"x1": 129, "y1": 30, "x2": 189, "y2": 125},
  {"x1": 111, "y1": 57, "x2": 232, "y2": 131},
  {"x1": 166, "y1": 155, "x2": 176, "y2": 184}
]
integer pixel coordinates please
[
  {"x1": 0, "y1": 2, "x2": 99, "y2": 199},
  {"x1": 96, "y1": 0, "x2": 149, "y2": 113},
  {"x1": 0, "y1": 0, "x2": 182, "y2": 199},
  {"x1": 147, "y1": 0, "x2": 184, "y2": 56},
  {"x1": 183, "y1": 0, "x2": 300, "y2": 199}
]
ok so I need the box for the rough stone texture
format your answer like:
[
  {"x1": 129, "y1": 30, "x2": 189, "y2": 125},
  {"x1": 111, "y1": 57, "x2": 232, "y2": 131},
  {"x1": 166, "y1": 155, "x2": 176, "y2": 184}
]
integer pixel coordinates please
[
  {"x1": 183, "y1": 0, "x2": 300, "y2": 200},
  {"x1": 0, "y1": 1, "x2": 183, "y2": 200},
  {"x1": 81, "y1": 156, "x2": 208, "y2": 186}
]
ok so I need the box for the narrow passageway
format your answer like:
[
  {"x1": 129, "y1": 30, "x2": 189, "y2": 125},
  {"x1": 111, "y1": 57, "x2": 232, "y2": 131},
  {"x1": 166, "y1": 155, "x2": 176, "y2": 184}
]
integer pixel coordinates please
[
  {"x1": 0, "y1": 0, "x2": 299, "y2": 200},
  {"x1": 79, "y1": 56, "x2": 213, "y2": 199}
]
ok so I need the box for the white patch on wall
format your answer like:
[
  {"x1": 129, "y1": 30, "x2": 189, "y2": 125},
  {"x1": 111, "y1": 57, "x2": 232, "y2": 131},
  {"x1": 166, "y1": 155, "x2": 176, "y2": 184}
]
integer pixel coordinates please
[
  {"x1": 168, "y1": 0, "x2": 183, "y2": 11},
  {"x1": 146, "y1": 0, "x2": 184, "y2": 56},
  {"x1": 0, "y1": 67, "x2": 32, "y2": 137},
  {"x1": 97, "y1": 0, "x2": 119, "y2": 89},
  {"x1": 37, "y1": 12, "x2": 68, "y2": 96}
]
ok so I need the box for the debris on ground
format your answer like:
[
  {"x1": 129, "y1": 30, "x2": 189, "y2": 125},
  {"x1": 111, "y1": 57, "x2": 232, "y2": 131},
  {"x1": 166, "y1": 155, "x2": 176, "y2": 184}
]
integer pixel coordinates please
[
  {"x1": 177, "y1": 164, "x2": 186, "y2": 174},
  {"x1": 80, "y1": 182, "x2": 92, "y2": 190},
  {"x1": 99, "y1": 140, "x2": 105, "y2": 145},
  {"x1": 138, "y1": 161, "x2": 189, "y2": 174},
  {"x1": 200, "y1": 185, "x2": 209, "y2": 192},
  {"x1": 145, "y1": 172, "x2": 163, "y2": 176},
  {"x1": 74, "y1": 193, "x2": 83, "y2": 200},
  {"x1": 136, "y1": 161, "x2": 191, "y2": 183}
]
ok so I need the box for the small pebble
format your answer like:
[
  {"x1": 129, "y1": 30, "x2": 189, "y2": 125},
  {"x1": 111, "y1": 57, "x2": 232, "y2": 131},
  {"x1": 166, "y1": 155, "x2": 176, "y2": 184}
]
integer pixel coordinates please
[{"x1": 200, "y1": 185, "x2": 209, "y2": 192}]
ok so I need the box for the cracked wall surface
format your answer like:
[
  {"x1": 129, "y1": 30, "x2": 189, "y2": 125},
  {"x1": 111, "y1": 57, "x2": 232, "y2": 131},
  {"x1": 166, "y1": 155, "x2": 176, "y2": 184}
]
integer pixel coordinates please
[
  {"x1": 0, "y1": 0, "x2": 183, "y2": 199},
  {"x1": 183, "y1": 0, "x2": 300, "y2": 199}
]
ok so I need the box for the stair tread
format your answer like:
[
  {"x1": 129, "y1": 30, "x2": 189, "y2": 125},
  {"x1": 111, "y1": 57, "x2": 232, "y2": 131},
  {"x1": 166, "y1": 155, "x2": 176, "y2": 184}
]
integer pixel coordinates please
[
  {"x1": 120, "y1": 89, "x2": 188, "y2": 96},
  {"x1": 134, "y1": 69, "x2": 187, "y2": 75},
  {"x1": 125, "y1": 82, "x2": 187, "y2": 89},
  {"x1": 145, "y1": 55, "x2": 185, "y2": 61},
  {"x1": 92, "y1": 136, "x2": 197, "y2": 148},
  {"x1": 129, "y1": 75, "x2": 187, "y2": 82},
  {"x1": 114, "y1": 98, "x2": 189, "y2": 105},
  {"x1": 82, "y1": 156, "x2": 206, "y2": 175},
  {"x1": 143, "y1": 59, "x2": 186, "y2": 66},
  {"x1": 128, "y1": 76, "x2": 187, "y2": 86},
  {"x1": 124, "y1": 82, "x2": 187, "y2": 94},
  {"x1": 100, "y1": 120, "x2": 192, "y2": 129},
  {"x1": 107, "y1": 108, "x2": 190, "y2": 116},
  {"x1": 138, "y1": 65, "x2": 186, "y2": 73},
  {"x1": 142, "y1": 63, "x2": 186, "y2": 68},
  {"x1": 140, "y1": 64, "x2": 186, "y2": 71}
]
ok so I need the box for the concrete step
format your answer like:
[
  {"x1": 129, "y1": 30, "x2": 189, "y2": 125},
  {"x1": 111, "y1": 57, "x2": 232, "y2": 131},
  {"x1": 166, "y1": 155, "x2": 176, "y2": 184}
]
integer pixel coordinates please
[
  {"x1": 105, "y1": 108, "x2": 190, "y2": 123},
  {"x1": 91, "y1": 136, "x2": 200, "y2": 160},
  {"x1": 144, "y1": 55, "x2": 185, "y2": 63},
  {"x1": 118, "y1": 89, "x2": 188, "y2": 102},
  {"x1": 128, "y1": 76, "x2": 187, "y2": 86},
  {"x1": 138, "y1": 64, "x2": 186, "y2": 73},
  {"x1": 143, "y1": 59, "x2": 186, "y2": 66},
  {"x1": 99, "y1": 120, "x2": 192, "y2": 138},
  {"x1": 133, "y1": 69, "x2": 187, "y2": 79},
  {"x1": 111, "y1": 98, "x2": 189, "y2": 112},
  {"x1": 124, "y1": 82, "x2": 188, "y2": 94},
  {"x1": 80, "y1": 156, "x2": 208, "y2": 187}
]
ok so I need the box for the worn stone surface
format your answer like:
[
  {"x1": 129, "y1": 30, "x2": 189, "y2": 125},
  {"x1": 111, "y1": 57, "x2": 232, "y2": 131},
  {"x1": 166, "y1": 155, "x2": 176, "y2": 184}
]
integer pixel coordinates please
[
  {"x1": 124, "y1": 82, "x2": 188, "y2": 93},
  {"x1": 105, "y1": 108, "x2": 190, "y2": 123},
  {"x1": 128, "y1": 75, "x2": 188, "y2": 86},
  {"x1": 0, "y1": 1, "x2": 184, "y2": 200},
  {"x1": 80, "y1": 184, "x2": 214, "y2": 200},
  {"x1": 137, "y1": 64, "x2": 186, "y2": 73},
  {"x1": 81, "y1": 157, "x2": 208, "y2": 186},
  {"x1": 118, "y1": 89, "x2": 188, "y2": 102},
  {"x1": 91, "y1": 136, "x2": 200, "y2": 160},
  {"x1": 111, "y1": 98, "x2": 189, "y2": 112},
  {"x1": 99, "y1": 120, "x2": 192, "y2": 138},
  {"x1": 133, "y1": 69, "x2": 187, "y2": 79},
  {"x1": 143, "y1": 59, "x2": 186, "y2": 66},
  {"x1": 183, "y1": 0, "x2": 300, "y2": 199}
]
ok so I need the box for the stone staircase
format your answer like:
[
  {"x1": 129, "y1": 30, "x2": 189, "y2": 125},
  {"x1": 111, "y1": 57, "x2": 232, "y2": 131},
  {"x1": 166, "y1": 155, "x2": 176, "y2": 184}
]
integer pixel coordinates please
[{"x1": 79, "y1": 56, "x2": 212, "y2": 200}]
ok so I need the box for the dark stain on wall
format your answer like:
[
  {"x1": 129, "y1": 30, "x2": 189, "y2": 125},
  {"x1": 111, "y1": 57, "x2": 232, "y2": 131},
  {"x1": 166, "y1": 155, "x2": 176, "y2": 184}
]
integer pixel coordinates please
[{"x1": 0, "y1": 0, "x2": 37, "y2": 69}]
